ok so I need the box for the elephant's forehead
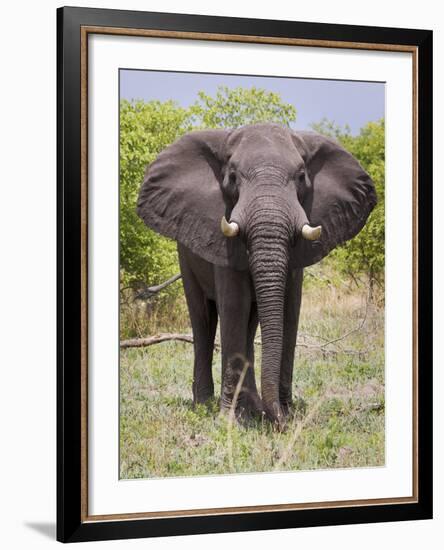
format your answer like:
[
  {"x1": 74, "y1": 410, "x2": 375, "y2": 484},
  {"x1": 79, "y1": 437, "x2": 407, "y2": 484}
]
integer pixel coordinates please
[
  {"x1": 228, "y1": 126, "x2": 303, "y2": 169},
  {"x1": 230, "y1": 125, "x2": 294, "y2": 153},
  {"x1": 237, "y1": 124, "x2": 288, "y2": 140}
]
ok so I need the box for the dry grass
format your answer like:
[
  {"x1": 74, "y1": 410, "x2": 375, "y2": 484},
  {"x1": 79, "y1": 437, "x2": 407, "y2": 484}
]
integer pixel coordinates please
[
  {"x1": 120, "y1": 290, "x2": 190, "y2": 339},
  {"x1": 119, "y1": 269, "x2": 385, "y2": 479}
]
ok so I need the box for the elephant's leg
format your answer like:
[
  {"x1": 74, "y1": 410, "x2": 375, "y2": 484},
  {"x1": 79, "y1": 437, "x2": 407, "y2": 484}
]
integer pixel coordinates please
[
  {"x1": 190, "y1": 297, "x2": 218, "y2": 404},
  {"x1": 218, "y1": 310, "x2": 250, "y2": 414},
  {"x1": 215, "y1": 270, "x2": 253, "y2": 416},
  {"x1": 191, "y1": 299, "x2": 218, "y2": 404},
  {"x1": 279, "y1": 268, "x2": 303, "y2": 415},
  {"x1": 243, "y1": 302, "x2": 263, "y2": 414},
  {"x1": 179, "y1": 258, "x2": 218, "y2": 404}
]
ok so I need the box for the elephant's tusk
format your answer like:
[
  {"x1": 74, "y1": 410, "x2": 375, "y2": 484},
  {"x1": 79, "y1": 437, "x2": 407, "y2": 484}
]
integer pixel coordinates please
[
  {"x1": 221, "y1": 216, "x2": 239, "y2": 237},
  {"x1": 301, "y1": 224, "x2": 322, "y2": 241}
]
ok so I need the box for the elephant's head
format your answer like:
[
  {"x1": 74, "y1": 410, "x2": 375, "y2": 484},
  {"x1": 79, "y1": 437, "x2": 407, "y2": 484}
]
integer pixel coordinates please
[{"x1": 137, "y1": 123, "x2": 376, "y2": 425}]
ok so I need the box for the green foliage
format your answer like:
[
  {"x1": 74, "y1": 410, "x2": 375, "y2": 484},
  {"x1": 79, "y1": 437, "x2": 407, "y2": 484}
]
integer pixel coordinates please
[
  {"x1": 311, "y1": 118, "x2": 385, "y2": 286},
  {"x1": 120, "y1": 100, "x2": 194, "y2": 291},
  {"x1": 191, "y1": 86, "x2": 297, "y2": 128}
]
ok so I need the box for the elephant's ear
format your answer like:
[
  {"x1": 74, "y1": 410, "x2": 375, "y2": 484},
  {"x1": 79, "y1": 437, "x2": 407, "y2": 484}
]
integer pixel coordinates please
[
  {"x1": 291, "y1": 130, "x2": 377, "y2": 267},
  {"x1": 137, "y1": 129, "x2": 248, "y2": 270}
]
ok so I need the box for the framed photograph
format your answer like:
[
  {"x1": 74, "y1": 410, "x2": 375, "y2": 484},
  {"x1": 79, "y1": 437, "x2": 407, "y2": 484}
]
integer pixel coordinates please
[{"x1": 57, "y1": 6, "x2": 433, "y2": 543}]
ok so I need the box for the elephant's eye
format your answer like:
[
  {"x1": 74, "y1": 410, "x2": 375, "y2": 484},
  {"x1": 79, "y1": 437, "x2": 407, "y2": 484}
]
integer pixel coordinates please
[
  {"x1": 222, "y1": 171, "x2": 239, "y2": 204},
  {"x1": 295, "y1": 169, "x2": 305, "y2": 183},
  {"x1": 294, "y1": 170, "x2": 307, "y2": 200}
]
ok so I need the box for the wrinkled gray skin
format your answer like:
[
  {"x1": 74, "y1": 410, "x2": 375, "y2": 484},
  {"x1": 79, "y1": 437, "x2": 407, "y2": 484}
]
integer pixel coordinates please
[{"x1": 137, "y1": 123, "x2": 376, "y2": 428}]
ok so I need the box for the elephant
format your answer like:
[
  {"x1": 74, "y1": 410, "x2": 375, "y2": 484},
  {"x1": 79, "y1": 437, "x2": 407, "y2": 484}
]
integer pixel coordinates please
[{"x1": 137, "y1": 123, "x2": 376, "y2": 428}]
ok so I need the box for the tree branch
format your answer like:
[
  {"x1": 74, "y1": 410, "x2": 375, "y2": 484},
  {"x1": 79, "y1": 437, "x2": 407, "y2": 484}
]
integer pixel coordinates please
[
  {"x1": 319, "y1": 295, "x2": 369, "y2": 349},
  {"x1": 133, "y1": 274, "x2": 182, "y2": 301},
  {"x1": 120, "y1": 332, "x2": 194, "y2": 349}
]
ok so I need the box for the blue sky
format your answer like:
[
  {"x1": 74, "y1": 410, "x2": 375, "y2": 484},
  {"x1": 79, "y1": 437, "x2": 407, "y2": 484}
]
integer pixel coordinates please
[{"x1": 120, "y1": 69, "x2": 385, "y2": 135}]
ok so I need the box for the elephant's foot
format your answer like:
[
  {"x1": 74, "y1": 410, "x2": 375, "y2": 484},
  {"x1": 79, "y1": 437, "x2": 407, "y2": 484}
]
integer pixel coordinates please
[
  {"x1": 262, "y1": 399, "x2": 289, "y2": 432},
  {"x1": 280, "y1": 392, "x2": 292, "y2": 417},
  {"x1": 279, "y1": 387, "x2": 307, "y2": 417},
  {"x1": 221, "y1": 356, "x2": 263, "y2": 418},
  {"x1": 280, "y1": 394, "x2": 307, "y2": 418},
  {"x1": 193, "y1": 384, "x2": 215, "y2": 405},
  {"x1": 220, "y1": 388, "x2": 263, "y2": 423},
  {"x1": 263, "y1": 395, "x2": 307, "y2": 432},
  {"x1": 243, "y1": 389, "x2": 264, "y2": 418}
]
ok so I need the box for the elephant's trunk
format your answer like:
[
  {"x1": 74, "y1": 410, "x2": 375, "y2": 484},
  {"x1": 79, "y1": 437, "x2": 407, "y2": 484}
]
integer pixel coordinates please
[{"x1": 247, "y1": 193, "x2": 292, "y2": 428}]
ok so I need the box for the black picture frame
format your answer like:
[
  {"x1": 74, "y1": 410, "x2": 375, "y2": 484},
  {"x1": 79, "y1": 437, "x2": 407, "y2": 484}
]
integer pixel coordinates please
[{"x1": 57, "y1": 5, "x2": 433, "y2": 543}]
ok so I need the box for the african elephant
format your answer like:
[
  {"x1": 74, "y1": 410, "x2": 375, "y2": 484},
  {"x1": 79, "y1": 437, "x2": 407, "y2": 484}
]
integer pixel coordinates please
[{"x1": 137, "y1": 123, "x2": 376, "y2": 428}]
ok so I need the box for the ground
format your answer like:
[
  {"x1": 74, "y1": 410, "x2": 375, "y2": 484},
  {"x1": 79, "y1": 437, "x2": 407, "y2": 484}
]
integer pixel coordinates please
[{"x1": 119, "y1": 274, "x2": 385, "y2": 479}]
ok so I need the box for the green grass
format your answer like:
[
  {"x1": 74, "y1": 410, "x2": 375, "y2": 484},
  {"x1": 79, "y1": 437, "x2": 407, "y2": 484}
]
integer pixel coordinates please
[{"x1": 120, "y1": 280, "x2": 384, "y2": 479}]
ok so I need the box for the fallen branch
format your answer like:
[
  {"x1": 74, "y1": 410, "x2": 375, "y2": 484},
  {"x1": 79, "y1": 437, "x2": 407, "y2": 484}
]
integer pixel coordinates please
[
  {"x1": 120, "y1": 333, "x2": 368, "y2": 358},
  {"x1": 120, "y1": 332, "x2": 194, "y2": 349}
]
